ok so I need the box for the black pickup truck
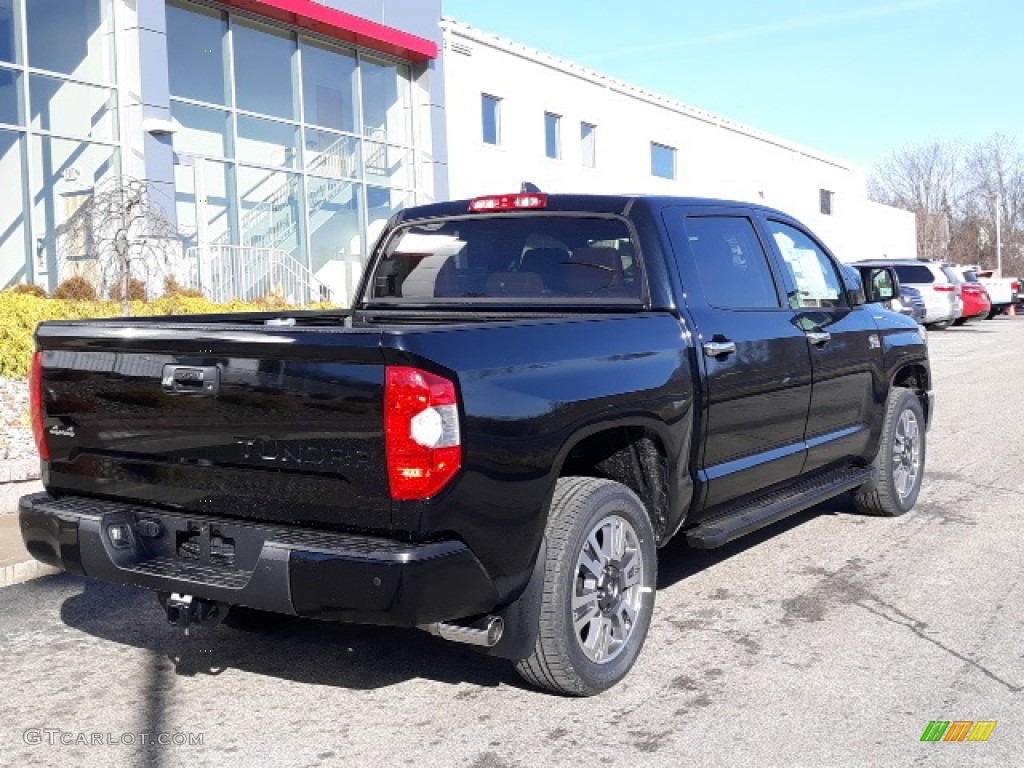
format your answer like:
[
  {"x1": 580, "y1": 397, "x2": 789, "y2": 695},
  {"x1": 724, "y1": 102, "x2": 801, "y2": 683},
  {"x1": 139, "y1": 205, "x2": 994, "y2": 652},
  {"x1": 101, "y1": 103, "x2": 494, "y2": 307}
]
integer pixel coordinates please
[{"x1": 20, "y1": 193, "x2": 932, "y2": 696}]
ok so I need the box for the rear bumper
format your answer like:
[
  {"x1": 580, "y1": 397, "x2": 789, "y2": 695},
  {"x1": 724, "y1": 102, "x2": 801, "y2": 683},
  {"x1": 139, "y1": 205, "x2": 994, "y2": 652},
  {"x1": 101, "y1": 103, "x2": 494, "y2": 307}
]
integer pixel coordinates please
[{"x1": 18, "y1": 493, "x2": 499, "y2": 626}]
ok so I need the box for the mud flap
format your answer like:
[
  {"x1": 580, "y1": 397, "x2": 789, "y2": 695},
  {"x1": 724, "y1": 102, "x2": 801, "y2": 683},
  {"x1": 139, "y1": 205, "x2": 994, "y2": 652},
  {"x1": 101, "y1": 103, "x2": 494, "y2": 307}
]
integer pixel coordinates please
[{"x1": 484, "y1": 539, "x2": 546, "y2": 661}]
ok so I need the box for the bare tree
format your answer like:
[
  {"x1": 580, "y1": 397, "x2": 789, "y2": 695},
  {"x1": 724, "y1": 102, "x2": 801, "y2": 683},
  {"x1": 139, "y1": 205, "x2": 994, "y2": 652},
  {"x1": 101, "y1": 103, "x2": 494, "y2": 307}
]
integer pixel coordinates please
[
  {"x1": 58, "y1": 177, "x2": 182, "y2": 314},
  {"x1": 868, "y1": 142, "x2": 964, "y2": 261},
  {"x1": 870, "y1": 135, "x2": 1024, "y2": 277},
  {"x1": 962, "y1": 134, "x2": 1024, "y2": 275}
]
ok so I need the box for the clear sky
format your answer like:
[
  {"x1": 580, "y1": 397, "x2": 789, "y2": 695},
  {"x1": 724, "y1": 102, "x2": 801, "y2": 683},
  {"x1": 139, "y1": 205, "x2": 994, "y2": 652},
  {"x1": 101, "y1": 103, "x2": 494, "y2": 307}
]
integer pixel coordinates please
[{"x1": 441, "y1": 0, "x2": 1021, "y2": 170}]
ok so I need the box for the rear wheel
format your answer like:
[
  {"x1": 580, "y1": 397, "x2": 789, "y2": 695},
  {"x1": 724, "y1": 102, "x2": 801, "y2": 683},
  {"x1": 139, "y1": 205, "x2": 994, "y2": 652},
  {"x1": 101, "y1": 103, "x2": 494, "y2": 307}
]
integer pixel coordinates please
[
  {"x1": 854, "y1": 388, "x2": 926, "y2": 517},
  {"x1": 926, "y1": 320, "x2": 950, "y2": 331},
  {"x1": 952, "y1": 317, "x2": 967, "y2": 326},
  {"x1": 515, "y1": 477, "x2": 657, "y2": 696}
]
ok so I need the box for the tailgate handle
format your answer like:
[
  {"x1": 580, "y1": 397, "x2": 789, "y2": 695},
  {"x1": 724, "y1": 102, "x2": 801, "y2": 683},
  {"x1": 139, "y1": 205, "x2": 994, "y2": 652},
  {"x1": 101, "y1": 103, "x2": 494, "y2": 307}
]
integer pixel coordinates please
[{"x1": 162, "y1": 365, "x2": 220, "y2": 395}]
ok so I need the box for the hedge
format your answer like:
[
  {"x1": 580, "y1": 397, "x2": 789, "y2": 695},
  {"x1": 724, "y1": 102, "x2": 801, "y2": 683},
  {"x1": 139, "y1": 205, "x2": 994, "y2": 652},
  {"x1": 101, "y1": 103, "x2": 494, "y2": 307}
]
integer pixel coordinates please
[{"x1": 0, "y1": 291, "x2": 331, "y2": 378}]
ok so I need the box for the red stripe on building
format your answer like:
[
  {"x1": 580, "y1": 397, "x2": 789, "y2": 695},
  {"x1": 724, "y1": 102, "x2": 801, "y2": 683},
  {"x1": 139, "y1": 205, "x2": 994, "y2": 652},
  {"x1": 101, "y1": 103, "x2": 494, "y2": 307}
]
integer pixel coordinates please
[{"x1": 220, "y1": 0, "x2": 438, "y2": 61}]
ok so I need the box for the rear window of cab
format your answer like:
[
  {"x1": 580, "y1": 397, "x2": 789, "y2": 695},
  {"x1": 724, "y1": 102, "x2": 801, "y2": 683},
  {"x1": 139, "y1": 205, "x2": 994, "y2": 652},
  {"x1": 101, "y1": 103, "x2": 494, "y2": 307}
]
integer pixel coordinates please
[{"x1": 367, "y1": 215, "x2": 642, "y2": 303}]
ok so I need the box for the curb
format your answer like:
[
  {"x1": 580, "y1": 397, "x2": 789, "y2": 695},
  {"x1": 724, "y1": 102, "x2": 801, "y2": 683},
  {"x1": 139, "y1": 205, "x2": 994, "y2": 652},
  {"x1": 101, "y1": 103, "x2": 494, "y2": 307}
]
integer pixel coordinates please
[
  {"x1": 0, "y1": 459, "x2": 41, "y2": 485},
  {"x1": 1, "y1": 560, "x2": 60, "y2": 588},
  {"x1": 1, "y1": 470, "x2": 51, "y2": 588}
]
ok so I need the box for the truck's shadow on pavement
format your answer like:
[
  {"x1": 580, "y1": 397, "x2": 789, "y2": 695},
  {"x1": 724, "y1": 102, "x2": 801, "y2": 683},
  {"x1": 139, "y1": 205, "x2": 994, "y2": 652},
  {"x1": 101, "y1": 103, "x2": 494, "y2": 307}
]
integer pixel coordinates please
[
  {"x1": 657, "y1": 497, "x2": 853, "y2": 589},
  {"x1": 59, "y1": 580, "x2": 522, "y2": 690},
  {"x1": 56, "y1": 497, "x2": 852, "y2": 691}
]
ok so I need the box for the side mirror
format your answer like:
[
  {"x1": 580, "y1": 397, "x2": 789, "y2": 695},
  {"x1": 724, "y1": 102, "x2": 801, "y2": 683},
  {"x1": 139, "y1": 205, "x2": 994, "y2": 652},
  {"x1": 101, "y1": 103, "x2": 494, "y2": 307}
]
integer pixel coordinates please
[{"x1": 859, "y1": 266, "x2": 901, "y2": 303}]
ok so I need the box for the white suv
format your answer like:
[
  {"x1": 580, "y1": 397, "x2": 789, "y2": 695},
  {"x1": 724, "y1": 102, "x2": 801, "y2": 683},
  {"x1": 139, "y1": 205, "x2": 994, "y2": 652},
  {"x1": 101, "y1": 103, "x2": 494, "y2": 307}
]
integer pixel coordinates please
[{"x1": 855, "y1": 259, "x2": 961, "y2": 329}]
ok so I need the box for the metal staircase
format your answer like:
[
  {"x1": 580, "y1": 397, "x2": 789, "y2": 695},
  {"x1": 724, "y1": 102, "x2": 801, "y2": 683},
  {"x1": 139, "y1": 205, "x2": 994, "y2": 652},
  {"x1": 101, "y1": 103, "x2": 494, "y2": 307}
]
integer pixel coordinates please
[
  {"x1": 184, "y1": 244, "x2": 334, "y2": 305},
  {"x1": 189, "y1": 133, "x2": 368, "y2": 305}
]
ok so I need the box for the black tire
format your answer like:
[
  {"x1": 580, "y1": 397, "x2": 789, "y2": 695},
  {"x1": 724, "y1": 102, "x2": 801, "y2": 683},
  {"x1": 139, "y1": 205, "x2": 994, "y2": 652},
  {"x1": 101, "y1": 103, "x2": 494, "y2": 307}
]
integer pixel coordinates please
[
  {"x1": 854, "y1": 388, "x2": 926, "y2": 517},
  {"x1": 951, "y1": 317, "x2": 967, "y2": 326},
  {"x1": 514, "y1": 477, "x2": 657, "y2": 696},
  {"x1": 926, "y1": 320, "x2": 950, "y2": 331},
  {"x1": 985, "y1": 308, "x2": 998, "y2": 319}
]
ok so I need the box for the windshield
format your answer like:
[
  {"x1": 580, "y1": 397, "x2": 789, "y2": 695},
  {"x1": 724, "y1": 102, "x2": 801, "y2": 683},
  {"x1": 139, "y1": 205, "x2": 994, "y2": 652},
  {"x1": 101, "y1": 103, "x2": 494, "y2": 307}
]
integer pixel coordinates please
[{"x1": 365, "y1": 215, "x2": 642, "y2": 304}]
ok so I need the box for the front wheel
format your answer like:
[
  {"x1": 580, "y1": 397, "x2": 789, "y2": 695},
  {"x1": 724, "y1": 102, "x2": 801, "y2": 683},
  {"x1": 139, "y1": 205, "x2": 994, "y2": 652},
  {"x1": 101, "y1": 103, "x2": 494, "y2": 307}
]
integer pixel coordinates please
[
  {"x1": 514, "y1": 477, "x2": 657, "y2": 696},
  {"x1": 926, "y1": 320, "x2": 951, "y2": 331},
  {"x1": 854, "y1": 388, "x2": 926, "y2": 516}
]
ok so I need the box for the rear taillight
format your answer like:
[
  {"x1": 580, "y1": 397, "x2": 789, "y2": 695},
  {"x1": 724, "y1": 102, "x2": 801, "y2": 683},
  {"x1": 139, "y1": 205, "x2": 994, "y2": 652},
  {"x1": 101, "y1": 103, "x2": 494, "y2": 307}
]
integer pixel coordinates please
[
  {"x1": 385, "y1": 366, "x2": 461, "y2": 500},
  {"x1": 1012, "y1": 281, "x2": 1020, "y2": 292},
  {"x1": 30, "y1": 351, "x2": 50, "y2": 461},
  {"x1": 933, "y1": 285, "x2": 955, "y2": 292}
]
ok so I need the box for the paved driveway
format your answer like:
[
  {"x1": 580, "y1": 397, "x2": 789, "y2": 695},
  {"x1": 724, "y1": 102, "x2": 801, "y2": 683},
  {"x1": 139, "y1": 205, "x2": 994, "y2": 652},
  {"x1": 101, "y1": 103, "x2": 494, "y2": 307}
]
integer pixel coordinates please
[{"x1": 1, "y1": 319, "x2": 1022, "y2": 768}]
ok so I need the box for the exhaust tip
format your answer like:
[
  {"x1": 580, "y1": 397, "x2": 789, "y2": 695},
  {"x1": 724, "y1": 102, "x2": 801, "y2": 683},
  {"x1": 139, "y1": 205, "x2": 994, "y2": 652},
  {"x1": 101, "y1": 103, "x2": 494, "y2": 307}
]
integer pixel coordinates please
[{"x1": 422, "y1": 616, "x2": 504, "y2": 648}]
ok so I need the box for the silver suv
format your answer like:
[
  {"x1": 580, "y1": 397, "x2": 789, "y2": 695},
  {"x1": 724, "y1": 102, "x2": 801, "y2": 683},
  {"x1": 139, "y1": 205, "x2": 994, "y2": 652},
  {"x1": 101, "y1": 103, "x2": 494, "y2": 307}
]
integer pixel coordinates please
[{"x1": 854, "y1": 259, "x2": 960, "y2": 329}]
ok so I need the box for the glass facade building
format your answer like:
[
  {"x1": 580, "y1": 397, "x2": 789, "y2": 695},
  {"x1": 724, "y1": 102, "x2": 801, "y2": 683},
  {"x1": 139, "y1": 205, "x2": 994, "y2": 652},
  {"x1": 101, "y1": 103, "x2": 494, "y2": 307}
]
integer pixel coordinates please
[
  {"x1": 0, "y1": 0, "x2": 120, "y2": 288},
  {"x1": 0, "y1": 0, "x2": 443, "y2": 303}
]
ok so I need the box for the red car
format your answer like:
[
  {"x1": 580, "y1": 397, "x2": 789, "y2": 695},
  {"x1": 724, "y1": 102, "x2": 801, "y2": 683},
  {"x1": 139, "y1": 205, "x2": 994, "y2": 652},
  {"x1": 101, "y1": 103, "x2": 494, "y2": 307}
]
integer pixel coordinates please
[{"x1": 950, "y1": 266, "x2": 992, "y2": 324}]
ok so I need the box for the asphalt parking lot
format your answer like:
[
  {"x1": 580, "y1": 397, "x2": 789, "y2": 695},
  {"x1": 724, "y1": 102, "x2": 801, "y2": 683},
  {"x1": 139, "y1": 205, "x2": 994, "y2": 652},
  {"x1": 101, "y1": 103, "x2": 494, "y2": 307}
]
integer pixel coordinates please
[{"x1": 1, "y1": 318, "x2": 1022, "y2": 768}]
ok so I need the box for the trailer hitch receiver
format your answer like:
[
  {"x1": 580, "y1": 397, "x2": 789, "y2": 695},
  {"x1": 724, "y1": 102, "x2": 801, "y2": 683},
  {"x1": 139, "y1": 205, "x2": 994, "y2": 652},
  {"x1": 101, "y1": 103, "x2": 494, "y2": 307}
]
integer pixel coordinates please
[{"x1": 163, "y1": 593, "x2": 227, "y2": 635}]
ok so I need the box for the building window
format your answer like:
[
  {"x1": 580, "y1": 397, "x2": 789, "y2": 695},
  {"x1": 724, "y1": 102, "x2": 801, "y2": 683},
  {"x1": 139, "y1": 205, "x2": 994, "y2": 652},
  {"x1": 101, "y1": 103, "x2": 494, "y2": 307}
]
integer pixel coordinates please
[
  {"x1": 166, "y1": 1, "x2": 228, "y2": 106},
  {"x1": 0, "y1": 67, "x2": 22, "y2": 126},
  {"x1": 581, "y1": 122, "x2": 596, "y2": 168},
  {"x1": 0, "y1": 0, "x2": 22, "y2": 65},
  {"x1": 165, "y1": 0, "x2": 422, "y2": 304},
  {"x1": 26, "y1": 0, "x2": 114, "y2": 84},
  {"x1": 482, "y1": 94, "x2": 500, "y2": 145},
  {"x1": 544, "y1": 112, "x2": 560, "y2": 159},
  {"x1": 651, "y1": 142, "x2": 676, "y2": 179},
  {"x1": 232, "y1": 17, "x2": 298, "y2": 120},
  {"x1": 362, "y1": 56, "x2": 412, "y2": 145},
  {"x1": 820, "y1": 189, "x2": 834, "y2": 215},
  {"x1": 301, "y1": 39, "x2": 358, "y2": 135}
]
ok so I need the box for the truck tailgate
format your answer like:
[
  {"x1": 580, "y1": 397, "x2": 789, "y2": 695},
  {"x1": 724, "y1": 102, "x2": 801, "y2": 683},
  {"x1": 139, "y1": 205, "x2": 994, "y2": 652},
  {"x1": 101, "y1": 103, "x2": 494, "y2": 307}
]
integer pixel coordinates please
[{"x1": 36, "y1": 321, "x2": 391, "y2": 531}]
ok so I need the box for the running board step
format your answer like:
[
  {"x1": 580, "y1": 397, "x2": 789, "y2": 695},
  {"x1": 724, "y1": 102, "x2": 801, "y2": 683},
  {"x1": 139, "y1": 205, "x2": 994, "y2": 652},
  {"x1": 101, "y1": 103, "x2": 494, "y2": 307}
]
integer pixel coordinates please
[{"x1": 685, "y1": 467, "x2": 872, "y2": 549}]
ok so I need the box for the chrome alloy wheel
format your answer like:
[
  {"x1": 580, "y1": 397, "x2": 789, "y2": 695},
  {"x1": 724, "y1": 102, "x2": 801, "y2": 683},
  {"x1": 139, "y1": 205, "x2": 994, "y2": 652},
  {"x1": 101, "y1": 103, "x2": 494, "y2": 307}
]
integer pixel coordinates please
[
  {"x1": 571, "y1": 514, "x2": 645, "y2": 664},
  {"x1": 893, "y1": 409, "x2": 922, "y2": 501}
]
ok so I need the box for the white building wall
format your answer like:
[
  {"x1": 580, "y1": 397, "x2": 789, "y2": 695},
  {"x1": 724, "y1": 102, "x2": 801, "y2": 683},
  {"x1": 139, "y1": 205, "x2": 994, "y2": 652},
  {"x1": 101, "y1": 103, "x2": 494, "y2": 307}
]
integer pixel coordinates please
[
  {"x1": 856, "y1": 200, "x2": 918, "y2": 260},
  {"x1": 441, "y1": 19, "x2": 912, "y2": 264}
]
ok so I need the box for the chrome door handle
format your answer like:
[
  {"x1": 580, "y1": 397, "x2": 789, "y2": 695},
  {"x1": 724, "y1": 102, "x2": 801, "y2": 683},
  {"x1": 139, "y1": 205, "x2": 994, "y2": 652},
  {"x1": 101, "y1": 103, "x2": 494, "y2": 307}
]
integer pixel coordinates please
[
  {"x1": 703, "y1": 340, "x2": 737, "y2": 357},
  {"x1": 806, "y1": 331, "x2": 831, "y2": 346}
]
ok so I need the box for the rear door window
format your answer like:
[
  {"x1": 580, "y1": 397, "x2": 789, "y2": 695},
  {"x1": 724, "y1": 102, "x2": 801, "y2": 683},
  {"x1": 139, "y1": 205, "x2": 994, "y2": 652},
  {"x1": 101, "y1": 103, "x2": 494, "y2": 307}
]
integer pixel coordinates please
[
  {"x1": 892, "y1": 264, "x2": 935, "y2": 284},
  {"x1": 680, "y1": 216, "x2": 781, "y2": 309},
  {"x1": 367, "y1": 216, "x2": 642, "y2": 303}
]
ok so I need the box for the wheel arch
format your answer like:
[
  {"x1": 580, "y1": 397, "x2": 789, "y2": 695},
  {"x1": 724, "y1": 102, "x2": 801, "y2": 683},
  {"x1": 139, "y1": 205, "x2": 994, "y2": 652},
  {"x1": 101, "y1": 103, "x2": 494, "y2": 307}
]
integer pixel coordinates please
[
  {"x1": 552, "y1": 418, "x2": 677, "y2": 543},
  {"x1": 892, "y1": 363, "x2": 931, "y2": 425}
]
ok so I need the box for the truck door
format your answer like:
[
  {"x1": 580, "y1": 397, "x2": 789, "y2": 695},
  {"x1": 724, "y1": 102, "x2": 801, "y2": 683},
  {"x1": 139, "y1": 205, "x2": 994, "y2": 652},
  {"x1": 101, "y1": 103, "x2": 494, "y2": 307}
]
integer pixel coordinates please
[
  {"x1": 758, "y1": 217, "x2": 882, "y2": 473},
  {"x1": 664, "y1": 210, "x2": 813, "y2": 512}
]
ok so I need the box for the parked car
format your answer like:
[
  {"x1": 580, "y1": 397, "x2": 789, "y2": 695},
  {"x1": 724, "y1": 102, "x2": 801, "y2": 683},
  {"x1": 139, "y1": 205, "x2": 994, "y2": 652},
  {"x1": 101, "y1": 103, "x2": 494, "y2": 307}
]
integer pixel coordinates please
[
  {"x1": 893, "y1": 284, "x2": 927, "y2": 323},
  {"x1": 976, "y1": 270, "x2": 1020, "y2": 317},
  {"x1": 949, "y1": 267, "x2": 992, "y2": 324},
  {"x1": 20, "y1": 193, "x2": 933, "y2": 696},
  {"x1": 854, "y1": 259, "x2": 959, "y2": 329}
]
